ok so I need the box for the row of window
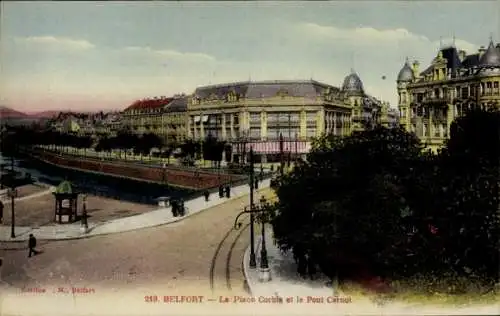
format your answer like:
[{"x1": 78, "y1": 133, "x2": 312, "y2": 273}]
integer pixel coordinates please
[
  {"x1": 191, "y1": 114, "x2": 240, "y2": 125},
  {"x1": 411, "y1": 123, "x2": 448, "y2": 138},
  {"x1": 401, "y1": 107, "x2": 447, "y2": 119},
  {"x1": 191, "y1": 112, "x2": 322, "y2": 125},
  {"x1": 407, "y1": 82, "x2": 500, "y2": 103},
  {"x1": 191, "y1": 127, "x2": 316, "y2": 140}
]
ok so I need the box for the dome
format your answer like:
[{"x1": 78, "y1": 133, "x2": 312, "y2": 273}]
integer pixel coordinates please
[
  {"x1": 56, "y1": 180, "x2": 73, "y2": 194},
  {"x1": 397, "y1": 58, "x2": 414, "y2": 82},
  {"x1": 342, "y1": 69, "x2": 364, "y2": 95},
  {"x1": 478, "y1": 40, "x2": 500, "y2": 67}
]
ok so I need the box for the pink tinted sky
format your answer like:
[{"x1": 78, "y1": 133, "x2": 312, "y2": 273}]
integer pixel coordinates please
[{"x1": 1, "y1": 2, "x2": 498, "y2": 113}]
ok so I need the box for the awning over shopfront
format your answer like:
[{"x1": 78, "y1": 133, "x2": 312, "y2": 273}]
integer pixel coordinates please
[{"x1": 232, "y1": 141, "x2": 311, "y2": 154}]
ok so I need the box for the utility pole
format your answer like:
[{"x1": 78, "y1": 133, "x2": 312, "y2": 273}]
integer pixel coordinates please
[
  {"x1": 9, "y1": 152, "x2": 16, "y2": 238},
  {"x1": 295, "y1": 132, "x2": 298, "y2": 163},
  {"x1": 279, "y1": 133, "x2": 284, "y2": 177},
  {"x1": 249, "y1": 146, "x2": 256, "y2": 268}
]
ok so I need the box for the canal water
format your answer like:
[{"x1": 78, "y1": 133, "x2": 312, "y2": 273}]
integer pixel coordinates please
[{"x1": 0, "y1": 153, "x2": 195, "y2": 205}]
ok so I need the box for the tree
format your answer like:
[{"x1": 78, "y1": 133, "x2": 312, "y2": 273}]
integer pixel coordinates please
[
  {"x1": 224, "y1": 144, "x2": 232, "y2": 162},
  {"x1": 96, "y1": 136, "x2": 112, "y2": 156},
  {"x1": 426, "y1": 108, "x2": 500, "y2": 281},
  {"x1": 161, "y1": 145, "x2": 175, "y2": 164},
  {"x1": 273, "y1": 109, "x2": 500, "y2": 292},
  {"x1": 180, "y1": 139, "x2": 199, "y2": 159},
  {"x1": 271, "y1": 126, "x2": 427, "y2": 281},
  {"x1": 135, "y1": 133, "x2": 162, "y2": 160}
]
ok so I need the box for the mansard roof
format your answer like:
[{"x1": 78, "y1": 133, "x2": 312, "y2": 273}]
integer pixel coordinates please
[{"x1": 193, "y1": 80, "x2": 340, "y2": 100}]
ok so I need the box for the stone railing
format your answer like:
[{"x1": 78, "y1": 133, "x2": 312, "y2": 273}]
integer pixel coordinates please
[{"x1": 30, "y1": 150, "x2": 246, "y2": 191}]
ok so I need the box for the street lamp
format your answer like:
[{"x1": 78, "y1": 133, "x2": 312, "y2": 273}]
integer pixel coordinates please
[
  {"x1": 8, "y1": 187, "x2": 17, "y2": 238},
  {"x1": 8, "y1": 154, "x2": 16, "y2": 238},
  {"x1": 295, "y1": 132, "x2": 298, "y2": 164},
  {"x1": 232, "y1": 146, "x2": 257, "y2": 268},
  {"x1": 279, "y1": 132, "x2": 284, "y2": 177},
  {"x1": 258, "y1": 196, "x2": 271, "y2": 282},
  {"x1": 248, "y1": 146, "x2": 256, "y2": 268},
  {"x1": 233, "y1": 195, "x2": 273, "y2": 282},
  {"x1": 81, "y1": 194, "x2": 88, "y2": 233},
  {"x1": 240, "y1": 129, "x2": 249, "y2": 165}
]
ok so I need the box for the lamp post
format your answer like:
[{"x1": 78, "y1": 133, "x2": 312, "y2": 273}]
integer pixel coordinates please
[
  {"x1": 258, "y1": 196, "x2": 271, "y2": 282},
  {"x1": 248, "y1": 146, "x2": 256, "y2": 268},
  {"x1": 9, "y1": 154, "x2": 16, "y2": 238},
  {"x1": 81, "y1": 194, "x2": 88, "y2": 233},
  {"x1": 241, "y1": 129, "x2": 249, "y2": 165},
  {"x1": 279, "y1": 132, "x2": 284, "y2": 177},
  {"x1": 233, "y1": 195, "x2": 272, "y2": 282},
  {"x1": 8, "y1": 187, "x2": 17, "y2": 238},
  {"x1": 295, "y1": 132, "x2": 298, "y2": 164}
]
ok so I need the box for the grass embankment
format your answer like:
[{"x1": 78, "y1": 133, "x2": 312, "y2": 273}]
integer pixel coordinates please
[{"x1": 340, "y1": 275, "x2": 500, "y2": 306}]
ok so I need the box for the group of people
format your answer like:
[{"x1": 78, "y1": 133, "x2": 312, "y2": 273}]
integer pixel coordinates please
[
  {"x1": 170, "y1": 198, "x2": 185, "y2": 217},
  {"x1": 293, "y1": 247, "x2": 317, "y2": 280},
  {"x1": 218, "y1": 184, "x2": 232, "y2": 199}
]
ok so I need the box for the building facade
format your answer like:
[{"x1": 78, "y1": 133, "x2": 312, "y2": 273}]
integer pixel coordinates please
[
  {"x1": 342, "y1": 70, "x2": 393, "y2": 131},
  {"x1": 51, "y1": 111, "x2": 122, "y2": 136},
  {"x1": 121, "y1": 95, "x2": 188, "y2": 145},
  {"x1": 187, "y1": 77, "x2": 390, "y2": 162},
  {"x1": 397, "y1": 39, "x2": 500, "y2": 152}
]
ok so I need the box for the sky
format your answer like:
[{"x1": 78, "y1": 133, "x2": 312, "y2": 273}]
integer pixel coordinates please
[{"x1": 1, "y1": 1, "x2": 499, "y2": 113}]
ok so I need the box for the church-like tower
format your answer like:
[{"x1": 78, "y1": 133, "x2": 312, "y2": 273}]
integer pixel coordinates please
[{"x1": 396, "y1": 57, "x2": 416, "y2": 131}]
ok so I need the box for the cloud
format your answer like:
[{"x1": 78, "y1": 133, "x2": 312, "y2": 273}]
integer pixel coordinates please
[
  {"x1": 289, "y1": 22, "x2": 482, "y2": 107},
  {"x1": 14, "y1": 36, "x2": 95, "y2": 50},
  {"x1": 295, "y1": 22, "x2": 479, "y2": 52},
  {"x1": 299, "y1": 23, "x2": 428, "y2": 43},
  {"x1": 123, "y1": 46, "x2": 216, "y2": 63}
]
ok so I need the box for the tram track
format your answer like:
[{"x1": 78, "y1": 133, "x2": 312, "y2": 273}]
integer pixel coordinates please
[{"x1": 209, "y1": 214, "x2": 251, "y2": 295}]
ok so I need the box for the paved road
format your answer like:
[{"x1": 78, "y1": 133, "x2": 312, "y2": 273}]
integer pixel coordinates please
[{"x1": 0, "y1": 188, "x2": 274, "y2": 315}]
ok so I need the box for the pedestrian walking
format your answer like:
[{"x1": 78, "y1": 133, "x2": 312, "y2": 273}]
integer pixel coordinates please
[
  {"x1": 218, "y1": 185, "x2": 224, "y2": 198},
  {"x1": 171, "y1": 199, "x2": 178, "y2": 217},
  {"x1": 0, "y1": 200, "x2": 3, "y2": 224},
  {"x1": 28, "y1": 234, "x2": 38, "y2": 258},
  {"x1": 307, "y1": 253, "x2": 317, "y2": 280},
  {"x1": 204, "y1": 190, "x2": 210, "y2": 202},
  {"x1": 179, "y1": 199, "x2": 185, "y2": 216}
]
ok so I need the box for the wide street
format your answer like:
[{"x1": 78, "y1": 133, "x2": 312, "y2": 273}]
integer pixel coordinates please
[{"x1": 0, "y1": 189, "x2": 274, "y2": 315}]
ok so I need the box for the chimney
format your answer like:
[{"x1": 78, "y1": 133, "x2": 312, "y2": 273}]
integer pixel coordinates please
[
  {"x1": 458, "y1": 50, "x2": 467, "y2": 61},
  {"x1": 412, "y1": 60, "x2": 420, "y2": 78},
  {"x1": 478, "y1": 46, "x2": 486, "y2": 58}
]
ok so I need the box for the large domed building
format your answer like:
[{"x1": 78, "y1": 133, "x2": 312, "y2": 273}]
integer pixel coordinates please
[
  {"x1": 341, "y1": 69, "x2": 393, "y2": 132},
  {"x1": 342, "y1": 69, "x2": 365, "y2": 96},
  {"x1": 397, "y1": 58, "x2": 415, "y2": 83},
  {"x1": 186, "y1": 71, "x2": 393, "y2": 163},
  {"x1": 397, "y1": 38, "x2": 500, "y2": 152}
]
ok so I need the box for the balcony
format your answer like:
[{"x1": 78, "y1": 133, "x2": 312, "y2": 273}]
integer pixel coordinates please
[
  {"x1": 266, "y1": 120, "x2": 300, "y2": 128},
  {"x1": 421, "y1": 95, "x2": 450, "y2": 107}
]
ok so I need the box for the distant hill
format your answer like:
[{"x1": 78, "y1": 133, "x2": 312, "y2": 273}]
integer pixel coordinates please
[
  {"x1": 0, "y1": 106, "x2": 28, "y2": 119},
  {"x1": 28, "y1": 110, "x2": 60, "y2": 119}
]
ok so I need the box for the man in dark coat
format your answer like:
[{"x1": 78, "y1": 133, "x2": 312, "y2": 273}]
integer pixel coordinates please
[
  {"x1": 179, "y1": 199, "x2": 185, "y2": 216},
  {"x1": 171, "y1": 199, "x2": 178, "y2": 217},
  {"x1": 0, "y1": 200, "x2": 3, "y2": 224},
  {"x1": 28, "y1": 234, "x2": 38, "y2": 257}
]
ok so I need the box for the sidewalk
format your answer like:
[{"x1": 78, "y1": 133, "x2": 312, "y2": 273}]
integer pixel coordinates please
[
  {"x1": 0, "y1": 186, "x2": 53, "y2": 204},
  {"x1": 0, "y1": 179, "x2": 270, "y2": 242},
  {"x1": 243, "y1": 228, "x2": 500, "y2": 315}
]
